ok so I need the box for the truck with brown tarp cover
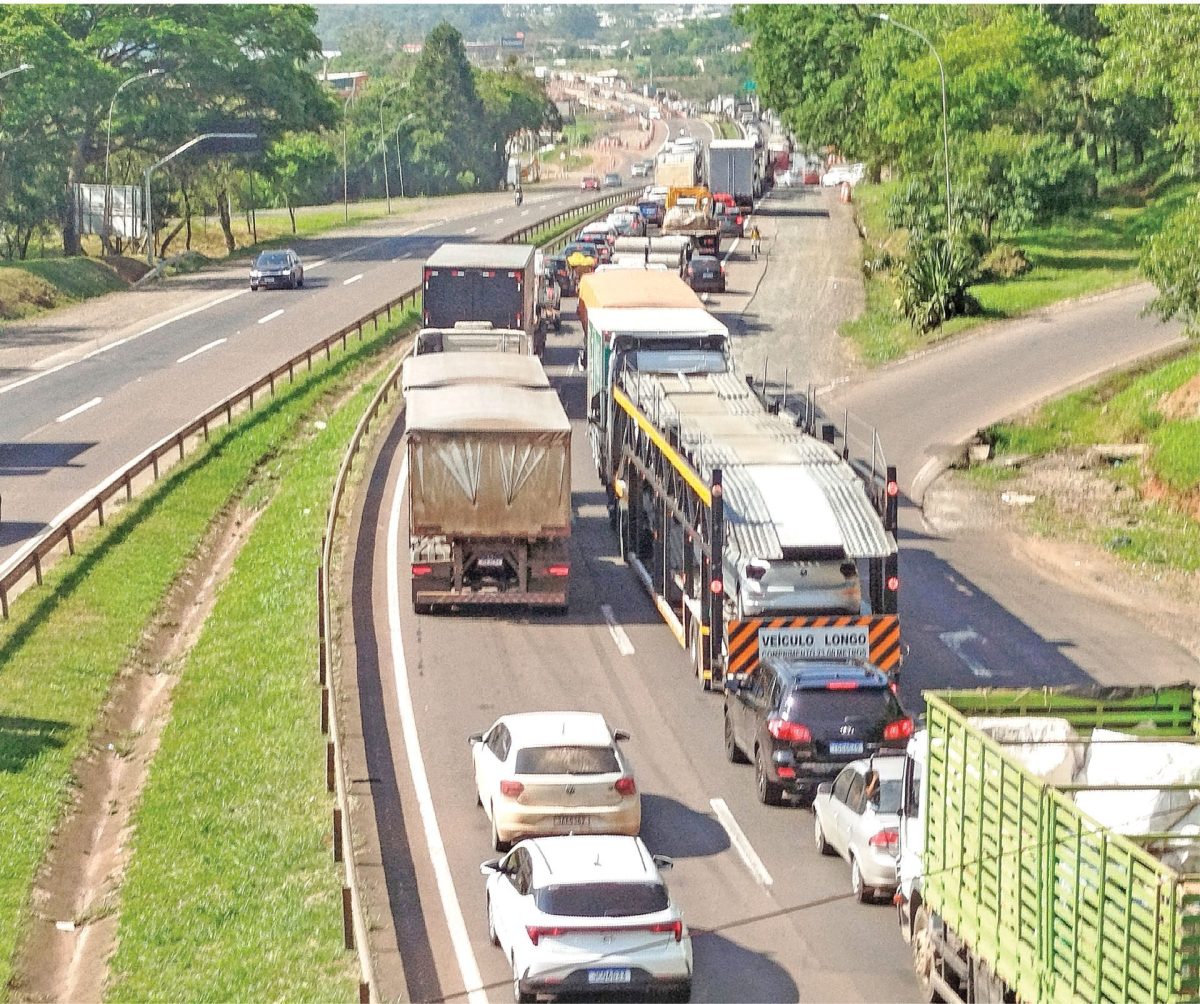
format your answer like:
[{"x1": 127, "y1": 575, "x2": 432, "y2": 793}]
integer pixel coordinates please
[{"x1": 404, "y1": 353, "x2": 571, "y2": 611}]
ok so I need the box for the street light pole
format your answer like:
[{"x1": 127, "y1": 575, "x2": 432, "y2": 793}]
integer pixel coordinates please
[
  {"x1": 0, "y1": 63, "x2": 32, "y2": 82},
  {"x1": 104, "y1": 68, "x2": 163, "y2": 246},
  {"x1": 379, "y1": 95, "x2": 391, "y2": 214},
  {"x1": 876, "y1": 12, "x2": 953, "y2": 237},
  {"x1": 392, "y1": 112, "x2": 416, "y2": 201}
]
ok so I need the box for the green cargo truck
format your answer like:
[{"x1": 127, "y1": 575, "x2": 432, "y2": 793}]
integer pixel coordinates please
[{"x1": 896, "y1": 686, "x2": 1200, "y2": 1004}]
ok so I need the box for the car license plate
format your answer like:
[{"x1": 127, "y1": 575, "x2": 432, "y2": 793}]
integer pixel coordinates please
[
  {"x1": 476, "y1": 556, "x2": 505, "y2": 569},
  {"x1": 554, "y1": 814, "x2": 588, "y2": 827},
  {"x1": 829, "y1": 741, "x2": 864, "y2": 755},
  {"x1": 587, "y1": 968, "x2": 631, "y2": 985}
]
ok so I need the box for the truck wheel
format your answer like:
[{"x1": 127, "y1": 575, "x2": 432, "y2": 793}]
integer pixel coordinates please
[
  {"x1": 724, "y1": 711, "x2": 748, "y2": 763},
  {"x1": 754, "y1": 747, "x2": 783, "y2": 806},
  {"x1": 911, "y1": 906, "x2": 944, "y2": 1003}
]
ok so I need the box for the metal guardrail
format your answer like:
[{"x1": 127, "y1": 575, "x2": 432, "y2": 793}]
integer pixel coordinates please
[{"x1": 0, "y1": 186, "x2": 633, "y2": 619}]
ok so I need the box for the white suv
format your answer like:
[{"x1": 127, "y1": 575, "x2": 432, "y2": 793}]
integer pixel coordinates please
[{"x1": 482, "y1": 835, "x2": 692, "y2": 1002}]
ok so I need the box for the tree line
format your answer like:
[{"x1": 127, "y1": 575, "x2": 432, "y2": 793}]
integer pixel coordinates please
[
  {"x1": 0, "y1": 8, "x2": 556, "y2": 260},
  {"x1": 735, "y1": 5, "x2": 1200, "y2": 334}
]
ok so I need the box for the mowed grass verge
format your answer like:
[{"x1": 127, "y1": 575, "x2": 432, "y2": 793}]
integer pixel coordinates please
[
  {"x1": 971, "y1": 348, "x2": 1200, "y2": 571},
  {"x1": 0, "y1": 307, "x2": 417, "y2": 999},
  {"x1": 844, "y1": 176, "x2": 1198, "y2": 365},
  {"x1": 0, "y1": 258, "x2": 128, "y2": 321}
]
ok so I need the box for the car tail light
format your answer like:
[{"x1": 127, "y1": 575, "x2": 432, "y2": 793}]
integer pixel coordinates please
[
  {"x1": 767, "y1": 718, "x2": 811, "y2": 743},
  {"x1": 646, "y1": 920, "x2": 683, "y2": 942},
  {"x1": 547, "y1": 564, "x2": 569, "y2": 577},
  {"x1": 719, "y1": 265, "x2": 725, "y2": 273},
  {"x1": 776, "y1": 765, "x2": 795, "y2": 779},
  {"x1": 869, "y1": 828, "x2": 900, "y2": 850},
  {"x1": 526, "y1": 925, "x2": 558, "y2": 945},
  {"x1": 500, "y1": 780, "x2": 525, "y2": 797},
  {"x1": 411, "y1": 564, "x2": 432, "y2": 577},
  {"x1": 887, "y1": 575, "x2": 900, "y2": 592},
  {"x1": 615, "y1": 777, "x2": 637, "y2": 796},
  {"x1": 884, "y1": 718, "x2": 914, "y2": 742}
]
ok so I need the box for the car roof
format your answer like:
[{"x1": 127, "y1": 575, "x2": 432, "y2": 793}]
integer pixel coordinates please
[
  {"x1": 523, "y1": 835, "x2": 659, "y2": 885},
  {"x1": 768, "y1": 660, "x2": 891, "y2": 690},
  {"x1": 497, "y1": 711, "x2": 615, "y2": 746}
]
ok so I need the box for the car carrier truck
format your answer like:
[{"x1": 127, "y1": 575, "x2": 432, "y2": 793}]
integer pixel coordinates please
[
  {"x1": 583, "y1": 304, "x2": 900, "y2": 689},
  {"x1": 422, "y1": 243, "x2": 542, "y2": 354},
  {"x1": 404, "y1": 353, "x2": 571, "y2": 612},
  {"x1": 897, "y1": 685, "x2": 1200, "y2": 1004}
]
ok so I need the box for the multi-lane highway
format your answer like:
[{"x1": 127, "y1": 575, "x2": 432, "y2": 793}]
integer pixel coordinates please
[{"x1": 0, "y1": 147, "x2": 658, "y2": 567}]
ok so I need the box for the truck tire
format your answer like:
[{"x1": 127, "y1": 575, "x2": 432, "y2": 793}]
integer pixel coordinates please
[{"x1": 911, "y1": 906, "x2": 944, "y2": 1003}]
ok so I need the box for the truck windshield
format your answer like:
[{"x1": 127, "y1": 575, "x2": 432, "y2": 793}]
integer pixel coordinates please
[{"x1": 626, "y1": 348, "x2": 726, "y2": 374}]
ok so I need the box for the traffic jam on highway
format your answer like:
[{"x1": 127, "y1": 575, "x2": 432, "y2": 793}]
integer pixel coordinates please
[{"x1": 374, "y1": 115, "x2": 1200, "y2": 1004}]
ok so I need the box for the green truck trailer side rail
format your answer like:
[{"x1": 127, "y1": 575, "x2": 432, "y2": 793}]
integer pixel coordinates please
[{"x1": 924, "y1": 686, "x2": 1200, "y2": 1004}]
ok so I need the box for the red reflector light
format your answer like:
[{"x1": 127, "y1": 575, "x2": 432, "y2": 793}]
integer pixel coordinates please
[
  {"x1": 886, "y1": 480, "x2": 899, "y2": 497},
  {"x1": 547, "y1": 564, "x2": 570, "y2": 577},
  {"x1": 411, "y1": 564, "x2": 433, "y2": 577},
  {"x1": 615, "y1": 776, "x2": 637, "y2": 796},
  {"x1": 767, "y1": 718, "x2": 811, "y2": 743},
  {"x1": 884, "y1": 718, "x2": 914, "y2": 742},
  {"x1": 710, "y1": 579, "x2": 723, "y2": 595},
  {"x1": 887, "y1": 575, "x2": 900, "y2": 592},
  {"x1": 776, "y1": 765, "x2": 795, "y2": 779},
  {"x1": 869, "y1": 828, "x2": 900, "y2": 850},
  {"x1": 826, "y1": 680, "x2": 859, "y2": 690},
  {"x1": 500, "y1": 779, "x2": 525, "y2": 797}
]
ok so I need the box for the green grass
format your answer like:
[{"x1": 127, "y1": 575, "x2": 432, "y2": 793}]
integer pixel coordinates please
[
  {"x1": 844, "y1": 175, "x2": 1200, "y2": 365},
  {"x1": 0, "y1": 259, "x2": 127, "y2": 321},
  {"x1": 976, "y1": 347, "x2": 1200, "y2": 571},
  {"x1": 0, "y1": 308, "x2": 415, "y2": 999}
]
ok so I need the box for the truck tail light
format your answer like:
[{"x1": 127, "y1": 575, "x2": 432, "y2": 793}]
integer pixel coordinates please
[
  {"x1": 884, "y1": 718, "x2": 914, "y2": 742},
  {"x1": 825, "y1": 680, "x2": 859, "y2": 690},
  {"x1": 547, "y1": 564, "x2": 570, "y2": 577},
  {"x1": 500, "y1": 780, "x2": 525, "y2": 797},
  {"x1": 767, "y1": 718, "x2": 811, "y2": 743},
  {"x1": 411, "y1": 564, "x2": 433, "y2": 577},
  {"x1": 887, "y1": 575, "x2": 900, "y2": 592}
]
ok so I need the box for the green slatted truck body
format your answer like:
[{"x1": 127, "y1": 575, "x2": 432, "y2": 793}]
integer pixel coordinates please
[{"x1": 901, "y1": 686, "x2": 1200, "y2": 1004}]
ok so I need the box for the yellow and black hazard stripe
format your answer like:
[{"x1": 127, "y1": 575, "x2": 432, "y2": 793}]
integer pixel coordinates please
[{"x1": 726, "y1": 615, "x2": 901, "y2": 678}]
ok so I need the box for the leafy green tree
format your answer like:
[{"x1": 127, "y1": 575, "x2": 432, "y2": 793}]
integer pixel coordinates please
[
  {"x1": 264, "y1": 131, "x2": 337, "y2": 232},
  {"x1": 1141, "y1": 194, "x2": 1200, "y2": 337}
]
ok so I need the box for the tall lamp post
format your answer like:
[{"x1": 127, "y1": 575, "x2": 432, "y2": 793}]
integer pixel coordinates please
[
  {"x1": 876, "y1": 12, "x2": 953, "y2": 236},
  {"x1": 393, "y1": 112, "x2": 416, "y2": 201},
  {"x1": 104, "y1": 68, "x2": 163, "y2": 244},
  {"x1": 378, "y1": 94, "x2": 392, "y2": 214},
  {"x1": 0, "y1": 63, "x2": 32, "y2": 82}
]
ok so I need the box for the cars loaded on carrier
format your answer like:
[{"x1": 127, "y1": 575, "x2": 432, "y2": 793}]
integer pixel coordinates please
[
  {"x1": 723, "y1": 660, "x2": 912, "y2": 805},
  {"x1": 581, "y1": 175, "x2": 601, "y2": 191},
  {"x1": 249, "y1": 249, "x2": 303, "y2": 290},
  {"x1": 481, "y1": 834, "x2": 692, "y2": 1002},
  {"x1": 470, "y1": 711, "x2": 640, "y2": 850},
  {"x1": 812, "y1": 752, "x2": 905, "y2": 903}
]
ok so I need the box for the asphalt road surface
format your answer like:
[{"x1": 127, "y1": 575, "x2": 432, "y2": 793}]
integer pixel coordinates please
[{"x1": 344, "y1": 213, "x2": 925, "y2": 1002}]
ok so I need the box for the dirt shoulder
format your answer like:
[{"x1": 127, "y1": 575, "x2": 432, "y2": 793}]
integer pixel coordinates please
[{"x1": 924, "y1": 456, "x2": 1200, "y2": 663}]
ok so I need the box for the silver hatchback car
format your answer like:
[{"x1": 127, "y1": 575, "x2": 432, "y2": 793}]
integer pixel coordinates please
[{"x1": 812, "y1": 753, "x2": 905, "y2": 903}]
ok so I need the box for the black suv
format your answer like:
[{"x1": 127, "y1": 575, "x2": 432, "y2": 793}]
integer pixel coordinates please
[{"x1": 724, "y1": 660, "x2": 912, "y2": 806}]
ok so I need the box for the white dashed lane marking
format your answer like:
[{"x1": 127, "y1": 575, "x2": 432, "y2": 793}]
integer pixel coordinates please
[
  {"x1": 257, "y1": 309, "x2": 284, "y2": 325},
  {"x1": 55, "y1": 397, "x2": 102, "y2": 424},
  {"x1": 177, "y1": 338, "x2": 226, "y2": 364}
]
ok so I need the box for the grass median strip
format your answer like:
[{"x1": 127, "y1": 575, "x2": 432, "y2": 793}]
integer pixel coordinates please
[{"x1": 0, "y1": 307, "x2": 417, "y2": 999}]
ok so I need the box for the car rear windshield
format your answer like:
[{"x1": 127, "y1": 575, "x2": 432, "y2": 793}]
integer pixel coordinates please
[
  {"x1": 514, "y1": 745, "x2": 619, "y2": 775},
  {"x1": 535, "y1": 882, "x2": 668, "y2": 917},
  {"x1": 784, "y1": 688, "x2": 902, "y2": 725}
]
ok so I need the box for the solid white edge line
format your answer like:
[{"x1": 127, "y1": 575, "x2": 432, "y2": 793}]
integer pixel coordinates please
[
  {"x1": 176, "y1": 337, "x2": 227, "y2": 364},
  {"x1": 257, "y1": 308, "x2": 284, "y2": 325},
  {"x1": 600, "y1": 604, "x2": 636, "y2": 656},
  {"x1": 0, "y1": 361, "x2": 73, "y2": 397},
  {"x1": 55, "y1": 396, "x2": 103, "y2": 424},
  {"x1": 710, "y1": 797, "x2": 774, "y2": 887},
  {"x1": 387, "y1": 455, "x2": 488, "y2": 1004},
  {"x1": 343, "y1": 273, "x2": 363, "y2": 286}
]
